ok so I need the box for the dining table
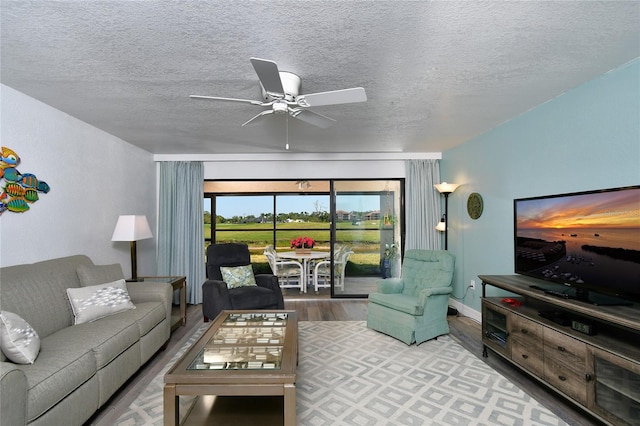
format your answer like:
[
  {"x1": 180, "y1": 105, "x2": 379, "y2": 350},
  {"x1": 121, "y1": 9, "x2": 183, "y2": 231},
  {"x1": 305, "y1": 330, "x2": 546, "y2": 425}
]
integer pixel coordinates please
[{"x1": 277, "y1": 250, "x2": 330, "y2": 293}]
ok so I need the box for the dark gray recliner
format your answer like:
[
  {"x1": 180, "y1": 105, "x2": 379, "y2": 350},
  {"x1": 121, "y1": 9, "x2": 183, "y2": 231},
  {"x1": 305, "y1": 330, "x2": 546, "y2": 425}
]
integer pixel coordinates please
[{"x1": 202, "y1": 243, "x2": 285, "y2": 321}]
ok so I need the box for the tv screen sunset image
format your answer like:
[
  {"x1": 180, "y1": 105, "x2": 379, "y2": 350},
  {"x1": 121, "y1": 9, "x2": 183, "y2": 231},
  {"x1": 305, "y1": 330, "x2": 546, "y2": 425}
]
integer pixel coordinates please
[{"x1": 515, "y1": 187, "x2": 640, "y2": 298}]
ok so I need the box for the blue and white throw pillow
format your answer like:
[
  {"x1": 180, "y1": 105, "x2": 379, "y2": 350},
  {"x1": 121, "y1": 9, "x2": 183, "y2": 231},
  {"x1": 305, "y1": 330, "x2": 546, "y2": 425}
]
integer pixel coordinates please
[
  {"x1": 220, "y1": 265, "x2": 257, "y2": 289},
  {"x1": 0, "y1": 311, "x2": 40, "y2": 364},
  {"x1": 66, "y1": 279, "x2": 136, "y2": 325}
]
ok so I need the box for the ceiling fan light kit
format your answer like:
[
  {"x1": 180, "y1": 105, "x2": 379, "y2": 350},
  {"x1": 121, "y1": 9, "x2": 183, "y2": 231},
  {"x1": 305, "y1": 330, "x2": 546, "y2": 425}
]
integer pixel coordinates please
[
  {"x1": 272, "y1": 101, "x2": 288, "y2": 113},
  {"x1": 264, "y1": 71, "x2": 301, "y2": 101},
  {"x1": 190, "y1": 57, "x2": 367, "y2": 129}
]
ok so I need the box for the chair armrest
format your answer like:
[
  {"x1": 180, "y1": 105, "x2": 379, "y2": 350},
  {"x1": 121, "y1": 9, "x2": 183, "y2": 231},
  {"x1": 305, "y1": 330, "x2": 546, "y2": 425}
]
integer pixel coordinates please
[
  {"x1": 418, "y1": 286, "x2": 453, "y2": 306},
  {"x1": 202, "y1": 279, "x2": 233, "y2": 320},
  {"x1": 277, "y1": 259, "x2": 304, "y2": 268},
  {"x1": 275, "y1": 260, "x2": 304, "y2": 277},
  {"x1": 255, "y1": 274, "x2": 278, "y2": 288},
  {"x1": 376, "y1": 278, "x2": 404, "y2": 294},
  {"x1": 255, "y1": 274, "x2": 285, "y2": 309},
  {"x1": 1, "y1": 362, "x2": 27, "y2": 426},
  {"x1": 313, "y1": 259, "x2": 329, "y2": 269},
  {"x1": 126, "y1": 281, "x2": 173, "y2": 325}
]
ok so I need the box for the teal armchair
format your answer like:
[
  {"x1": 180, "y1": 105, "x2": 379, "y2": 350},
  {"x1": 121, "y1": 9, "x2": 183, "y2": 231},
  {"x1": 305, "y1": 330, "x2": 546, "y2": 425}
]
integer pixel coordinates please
[{"x1": 367, "y1": 249, "x2": 455, "y2": 345}]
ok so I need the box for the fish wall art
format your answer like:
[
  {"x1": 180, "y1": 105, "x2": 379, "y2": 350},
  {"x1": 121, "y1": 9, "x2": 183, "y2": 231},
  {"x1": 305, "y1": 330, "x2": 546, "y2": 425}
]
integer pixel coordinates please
[{"x1": 0, "y1": 147, "x2": 50, "y2": 215}]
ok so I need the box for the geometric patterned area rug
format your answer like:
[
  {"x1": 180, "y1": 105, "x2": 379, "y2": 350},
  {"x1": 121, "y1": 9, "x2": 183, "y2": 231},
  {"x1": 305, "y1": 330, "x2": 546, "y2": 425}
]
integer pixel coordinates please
[
  {"x1": 297, "y1": 321, "x2": 568, "y2": 426},
  {"x1": 114, "y1": 323, "x2": 210, "y2": 426},
  {"x1": 116, "y1": 321, "x2": 568, "y2": 426}
]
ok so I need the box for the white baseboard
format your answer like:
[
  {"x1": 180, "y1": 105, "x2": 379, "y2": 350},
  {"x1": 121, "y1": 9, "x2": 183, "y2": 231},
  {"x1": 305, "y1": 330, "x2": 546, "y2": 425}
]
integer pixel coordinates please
[{"x1": 449, "y1": 299, "x2": 481, "y2": 323}]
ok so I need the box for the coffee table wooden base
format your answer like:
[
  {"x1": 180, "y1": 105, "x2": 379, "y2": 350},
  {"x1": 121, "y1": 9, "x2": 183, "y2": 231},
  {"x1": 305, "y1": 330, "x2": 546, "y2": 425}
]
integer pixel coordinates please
[
  {"x1": 183, "y1": 395, "x2": 285, "y2": 425},
  {"x1": 163, "y1": 310, "x2": 297, "y2": 426},
  {"x1": 163, "y1": 383, "x2": 296, "y2": 426}
]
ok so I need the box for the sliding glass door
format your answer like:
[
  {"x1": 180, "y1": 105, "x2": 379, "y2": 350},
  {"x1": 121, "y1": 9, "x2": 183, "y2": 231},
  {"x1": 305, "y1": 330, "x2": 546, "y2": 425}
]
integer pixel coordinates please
[
  {"x1": 204, "y1": 179, "x2": 403, "y2": 297},
  {"x1": 334, "y1": 180, "x2": 403, "y2": 296}
]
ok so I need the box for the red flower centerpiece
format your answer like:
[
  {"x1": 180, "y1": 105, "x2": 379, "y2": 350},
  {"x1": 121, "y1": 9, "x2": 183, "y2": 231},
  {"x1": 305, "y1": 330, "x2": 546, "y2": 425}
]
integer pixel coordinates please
[{"x1": 291, "y1": 236, "x2": 315, "y2": 253}]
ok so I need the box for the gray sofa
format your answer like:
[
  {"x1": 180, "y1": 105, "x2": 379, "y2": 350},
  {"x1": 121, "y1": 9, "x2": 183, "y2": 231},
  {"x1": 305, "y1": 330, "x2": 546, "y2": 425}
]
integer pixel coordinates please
[{"x1": 0, "y1": 255, "x2": 172, "y2": 426}]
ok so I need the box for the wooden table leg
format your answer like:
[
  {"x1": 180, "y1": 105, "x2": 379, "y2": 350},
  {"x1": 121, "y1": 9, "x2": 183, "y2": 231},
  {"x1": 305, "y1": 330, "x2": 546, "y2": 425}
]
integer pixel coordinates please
[
  {"x1": 283, "y1": 383, "x2": 296, "y2": 426},
  {"x1": 163, "y1": 384, "x2": 178, "y2": 426},
  {"x1": 180, "y1": 279, "x2": 187, "y2": 326}
]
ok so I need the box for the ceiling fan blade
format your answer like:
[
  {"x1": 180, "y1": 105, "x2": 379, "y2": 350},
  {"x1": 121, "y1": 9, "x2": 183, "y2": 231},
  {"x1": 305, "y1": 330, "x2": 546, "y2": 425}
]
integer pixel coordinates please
[
  {"x1": 290, "y1": 108, "x2": 336, "y2": 128},
  {"x1": 296, "y1": 87, "x2": 367, "y2": 107},
  {"x1": 189, "y1": 95, "x2": 264, "y2": 106},
  {"x1": 250, "y1": 58, "x2": 284, "y2": 95},
  {"x1": 241, "y1": 110, "x2": 274, "y2": 126}
]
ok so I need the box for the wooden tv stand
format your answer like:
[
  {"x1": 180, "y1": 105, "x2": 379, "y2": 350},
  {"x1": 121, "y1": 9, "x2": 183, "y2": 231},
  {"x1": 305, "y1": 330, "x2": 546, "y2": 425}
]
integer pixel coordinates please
[{"x1": 479, "y1": 275, "x2": 640, "y2": 426}]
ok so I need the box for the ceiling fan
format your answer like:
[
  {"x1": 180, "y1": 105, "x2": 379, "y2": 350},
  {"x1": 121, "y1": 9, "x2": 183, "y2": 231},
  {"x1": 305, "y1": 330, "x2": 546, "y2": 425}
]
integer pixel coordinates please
[{"x1": 190, "y1": 58, "x2": 367, "y2": 128}]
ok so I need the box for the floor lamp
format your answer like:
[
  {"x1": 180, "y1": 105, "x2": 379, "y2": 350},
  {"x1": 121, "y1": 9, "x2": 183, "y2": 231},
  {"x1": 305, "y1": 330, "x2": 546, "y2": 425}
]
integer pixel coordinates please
[
  {"x1": 111, "y1": 215, "x2": 153, "y2": 281},
  {"x1": 434, "y1": 182, "x2": 460, "y2": 250}
]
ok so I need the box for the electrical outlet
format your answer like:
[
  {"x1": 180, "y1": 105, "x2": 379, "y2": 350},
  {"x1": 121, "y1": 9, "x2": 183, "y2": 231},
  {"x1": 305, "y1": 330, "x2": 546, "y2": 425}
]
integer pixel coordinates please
[{"x1": 470, "y1": 280, "x2": 476, "y2": 290}]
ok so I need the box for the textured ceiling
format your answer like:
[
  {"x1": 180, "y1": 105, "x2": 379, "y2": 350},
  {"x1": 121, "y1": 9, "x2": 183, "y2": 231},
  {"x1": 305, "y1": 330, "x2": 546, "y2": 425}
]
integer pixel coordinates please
[{"x1": 1, "y1": 1, "x2": 639, "y2": 155}]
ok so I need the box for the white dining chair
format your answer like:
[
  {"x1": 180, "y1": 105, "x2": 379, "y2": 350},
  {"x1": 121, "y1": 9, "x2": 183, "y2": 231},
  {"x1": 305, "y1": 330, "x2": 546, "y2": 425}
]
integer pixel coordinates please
[
  {"x1": 264, "y1": 246, "x2": 305, "y2": 293},
  {"x1": 313, "y1": 245, "x2": 353, "y2": 293}
]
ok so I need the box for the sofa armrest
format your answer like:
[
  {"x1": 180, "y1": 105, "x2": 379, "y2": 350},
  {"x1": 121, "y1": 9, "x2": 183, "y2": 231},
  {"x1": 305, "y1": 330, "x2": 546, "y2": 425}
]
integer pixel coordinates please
[
  {"x1": 376, "y1": 278, "x2": 404, "y2": 294},
  {"x1": 1, "y1": 362, "x2": 27, "y2": 426},
  {"x1": 126, "y1": 281, "x2": 173, "y2": 328}
]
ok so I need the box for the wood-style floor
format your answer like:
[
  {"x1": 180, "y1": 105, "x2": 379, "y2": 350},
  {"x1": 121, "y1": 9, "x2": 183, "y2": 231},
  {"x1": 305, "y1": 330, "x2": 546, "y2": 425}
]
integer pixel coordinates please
[{"x1": 88, "y1": 300, "x2": 602, "y2": 426}]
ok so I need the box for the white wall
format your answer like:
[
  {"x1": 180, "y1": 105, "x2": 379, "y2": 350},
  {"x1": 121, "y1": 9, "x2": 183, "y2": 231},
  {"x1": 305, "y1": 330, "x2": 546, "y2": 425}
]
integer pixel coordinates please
[
  {"x1": 203, "y1": 159, "x2": 408, "y2": 180},
  {"x1": 154, "y1": 153, "x2": 441, "y2": 180},
  {"x1": 0, "y1": 85, "x2": 157, "y2": 277}
]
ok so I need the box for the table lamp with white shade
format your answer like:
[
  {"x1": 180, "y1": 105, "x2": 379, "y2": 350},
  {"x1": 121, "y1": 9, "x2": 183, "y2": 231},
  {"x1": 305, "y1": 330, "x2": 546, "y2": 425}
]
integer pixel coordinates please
[{"x1": 111, "y1": 215, "x2": 153, "y2": 281}]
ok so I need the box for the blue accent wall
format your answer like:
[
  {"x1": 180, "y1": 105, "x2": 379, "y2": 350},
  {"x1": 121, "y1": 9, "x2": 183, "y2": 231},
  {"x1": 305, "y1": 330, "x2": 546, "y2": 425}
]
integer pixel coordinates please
[{"x1": 441, "y1": 59, "x2": 640, "y2": 314}]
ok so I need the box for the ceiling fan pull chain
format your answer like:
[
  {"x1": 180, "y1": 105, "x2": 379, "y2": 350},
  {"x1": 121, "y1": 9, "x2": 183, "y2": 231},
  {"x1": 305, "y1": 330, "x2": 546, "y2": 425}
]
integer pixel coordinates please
[{"x1": 285, "y1": 113, "x2": 290, "y2": 150}]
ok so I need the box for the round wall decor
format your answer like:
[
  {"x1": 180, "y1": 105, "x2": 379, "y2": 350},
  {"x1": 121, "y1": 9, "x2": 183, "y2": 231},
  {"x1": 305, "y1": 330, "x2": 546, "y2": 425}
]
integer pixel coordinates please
[{"x1": 467, "y1": 192, "x2": 483, "y2": 219}]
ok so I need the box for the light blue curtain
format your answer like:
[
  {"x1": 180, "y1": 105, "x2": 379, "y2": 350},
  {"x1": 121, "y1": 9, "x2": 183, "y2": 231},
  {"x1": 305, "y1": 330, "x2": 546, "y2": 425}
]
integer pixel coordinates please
[
  {"x1": 157, "y1": 162, "x2": 205, "y2": 304},
  {"x1": 405, "y1": 159, "x2": 441, "y2": 250}
]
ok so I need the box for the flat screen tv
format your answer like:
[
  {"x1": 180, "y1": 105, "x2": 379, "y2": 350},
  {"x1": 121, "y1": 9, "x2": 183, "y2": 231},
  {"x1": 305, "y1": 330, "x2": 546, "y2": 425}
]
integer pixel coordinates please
[{"x1": 514, "y1": 185, "x2": 640, "y2": 305}]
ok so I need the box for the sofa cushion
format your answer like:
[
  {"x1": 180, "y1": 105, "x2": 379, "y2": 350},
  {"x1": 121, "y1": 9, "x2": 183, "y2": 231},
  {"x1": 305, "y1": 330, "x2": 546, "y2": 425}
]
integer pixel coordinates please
[
  {"x1": 107, "y1": 301, "x2": 166, "y2": 338},
  {"x1": 22, "y1": 313, "x2": 143, "y2": 421},
  {"x1": 230, "y1": 286, "x2": 281, "y2": 310},
  {"x1": 368, "y1": 293, "x2": 424, "y2": 316},
  {"x1": 0, "y1": 311, "x2": 40, "y2": 364},
  {"x1": 22, "y1": 335, "x2": 97, "y2": 422},
  {"x1": 67, "y1": 279, "x2": 136, "y2": 324},
  {"x1": 76, "y1": 263, "x2": 125, "y2": 287},
  {"x1": 69, "y1": 318, "x2": 141, "y2": 369}
]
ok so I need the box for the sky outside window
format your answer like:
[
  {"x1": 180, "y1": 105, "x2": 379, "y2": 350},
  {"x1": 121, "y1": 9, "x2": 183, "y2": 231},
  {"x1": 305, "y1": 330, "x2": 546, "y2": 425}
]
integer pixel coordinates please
[{"x1": 205, "y1": 195, "x2": 380, "y2": 218}]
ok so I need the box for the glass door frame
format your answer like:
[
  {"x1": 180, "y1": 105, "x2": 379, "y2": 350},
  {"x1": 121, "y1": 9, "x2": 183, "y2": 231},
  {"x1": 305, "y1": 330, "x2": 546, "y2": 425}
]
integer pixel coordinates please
[{"x1": 204, "y1": 178, "x2": 405, "y2": 299}]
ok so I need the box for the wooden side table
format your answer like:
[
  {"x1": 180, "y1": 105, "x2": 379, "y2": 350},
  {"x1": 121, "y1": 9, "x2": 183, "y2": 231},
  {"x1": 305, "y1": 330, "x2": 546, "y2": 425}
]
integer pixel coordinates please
[{"x1": 135, "y1": 276, "x2": 187, "y2": 332}]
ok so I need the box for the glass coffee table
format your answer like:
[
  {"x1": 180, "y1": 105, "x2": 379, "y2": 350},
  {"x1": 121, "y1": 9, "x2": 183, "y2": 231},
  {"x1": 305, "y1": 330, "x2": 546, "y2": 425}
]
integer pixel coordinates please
[{"x1": 164, "y1": 310, "x2": 298, "y2": 425}]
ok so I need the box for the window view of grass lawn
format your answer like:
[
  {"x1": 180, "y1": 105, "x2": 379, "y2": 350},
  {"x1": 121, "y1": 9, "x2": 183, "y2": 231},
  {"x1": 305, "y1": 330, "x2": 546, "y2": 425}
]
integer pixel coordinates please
[{"x1": 205, "y1": 219, "x2": 386, "y2": 276}]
